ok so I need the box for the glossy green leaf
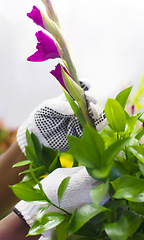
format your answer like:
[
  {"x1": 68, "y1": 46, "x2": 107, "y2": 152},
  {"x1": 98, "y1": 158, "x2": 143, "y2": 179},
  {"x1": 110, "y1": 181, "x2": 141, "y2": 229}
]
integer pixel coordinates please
[
  {"x1": 31, "y1": 133, "x2": 44, "y2": 165},
  {"x1": 63, "y1": 87, "x2": 86, "y2": 128},
  {"x1": 48, "y1": 152, "x2": 61, "y2": 173},
  {"x1": 126, "y1": 115, "x2": 138, "y2": 132},
  {"x1": 138, "y1": 161, "x2": 144, "y2": 176},
  {"x1": 58, "y1": 177, "x2": 70, "y2": 205},
  {"x1": 102, "y1": 137, "x2": 131, "y2": 166},
  {"x1": 13, "y1": 160, "x2": 31, "y2": 168},
  {"x1": 10, "y1": 182, "x2": 47, "y2": 201},
  {"x1": 105, "y1": 210, "x2": 143, "y2": 240},
  {"x1": 115, "y1": 86, "x2": 132, "y2": 109},
  {"x1": 26, "y1": 129, "x2": 36, "y2": 158},
  {"x1": 42, "y1": 145, "x2": 59, "y2": 170},
  {"x1": 68, "y1": 126, "x2": 104, "y2": 169},
  {"x1": 135, "y1": 128, "x2": 144, "y2": 140},
  {"x1": 90, "y1": 180, "x2": 109, "y2": 205},
  {"x1": 105, "y1": 98, "x2": 126, "y2": 132},
  {"x1": 129, "y1": 145, "x2": 144, "y2": 163},
  {"x1": 35, "y1": 205, "x2": 50, "y2": 221},
  {"x1": 129, "y1": 201, "x2": 144, "y2": 214},
  {"x1": 56, "y1": 218, "x2": 70, "y2": 240},
  {"x1": 69, "y1": 203, "x2": 106, "y2": 234},
  {"x1": 25, "y1": 146, "x2": 39, "y2": 168},
  {"x1": 112, "y1": 175, "x2": 144, "y2": 202},
  {"x1": 90, "y1": 137, "x2": 131, "y2": 179},
  {"x1": 28, "y1": 212, "x2": 66, "y2": 235},
  {"x1": 75, "y1": 221, "x2": 98, "y2": 238}
]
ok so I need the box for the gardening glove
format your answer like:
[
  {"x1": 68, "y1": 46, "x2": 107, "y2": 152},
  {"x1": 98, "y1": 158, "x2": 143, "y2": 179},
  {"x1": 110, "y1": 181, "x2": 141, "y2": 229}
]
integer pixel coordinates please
[
  {"x1": 13, "y1": 166, "x2": 110, "y2": 237},
  {"x1": 17, "y1": 79, "x2": 107, "y2": 154}
]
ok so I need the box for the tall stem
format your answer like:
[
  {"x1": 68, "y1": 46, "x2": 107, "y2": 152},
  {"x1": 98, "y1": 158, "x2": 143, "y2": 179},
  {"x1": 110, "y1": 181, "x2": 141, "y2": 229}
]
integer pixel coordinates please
[
  {"x1": 42, "y1": 0, "x2": 60, "y2": 27},
  {"x1": 42, "y1": 1, "x2": 80, "y2": 85}
]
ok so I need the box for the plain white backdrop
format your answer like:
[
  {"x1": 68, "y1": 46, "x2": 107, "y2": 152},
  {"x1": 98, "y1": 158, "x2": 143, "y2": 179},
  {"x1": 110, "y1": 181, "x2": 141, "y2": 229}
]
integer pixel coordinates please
[{"x1": 1, "y1": 0, "x2": 144, "y2": 127}]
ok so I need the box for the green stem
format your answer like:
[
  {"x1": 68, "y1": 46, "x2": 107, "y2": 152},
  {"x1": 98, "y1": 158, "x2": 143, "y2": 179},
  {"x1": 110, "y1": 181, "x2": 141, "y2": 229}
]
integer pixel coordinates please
[
  {"x1": 42, "y1": 0, "x2": 79, "y2": 85},
  {"x1": 42, "y1": 7, "x2": 95, "y2": 127},
  {"x1": 42, "y1": 0, "x2": 60, "y2": 27},
  {"x1": 54, "y1": 25, "x2": 80, "y2": 85},
  {"x1": 29, "y1": 163, "x2": 70, "y2": 216},
  {"x1": 79, "y1": 100, "x2": 95, "y2": 128}
]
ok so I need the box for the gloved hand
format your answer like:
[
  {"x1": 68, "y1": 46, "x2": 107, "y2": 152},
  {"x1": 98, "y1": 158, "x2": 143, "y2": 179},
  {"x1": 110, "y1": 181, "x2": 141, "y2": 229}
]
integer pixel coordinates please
[
  {"x1": 13, "y1": 166, "x2": 109, "y2": 237},
  {"x1": 17, "y1": 80, "x2": 107, "y2": 154}
]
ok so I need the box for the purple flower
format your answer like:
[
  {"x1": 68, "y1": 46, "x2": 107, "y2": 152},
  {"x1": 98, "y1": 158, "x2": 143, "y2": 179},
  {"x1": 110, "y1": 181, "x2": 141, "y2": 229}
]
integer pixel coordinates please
[
  {"x1": 27, "y1": 31, "x2": 60, "y2": 62},
  {"x1": 27, "y1": 6, "x2": 45, "y2": 29},
  {"x1": 50, "y1": 63, "x2": 71, "y2": 91},
  {"x1": 132, "y1": 105, "x2": 135, "y2": 115},
  {"x1": 142, "y1": 122, "x2": 144, "y2": 129}
]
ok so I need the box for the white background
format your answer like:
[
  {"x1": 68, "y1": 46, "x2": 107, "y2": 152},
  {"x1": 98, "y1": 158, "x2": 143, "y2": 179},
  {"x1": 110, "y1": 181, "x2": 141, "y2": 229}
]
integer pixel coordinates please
[{"x1": 0, "y1": 0, "x2": 144, "y2": 127}]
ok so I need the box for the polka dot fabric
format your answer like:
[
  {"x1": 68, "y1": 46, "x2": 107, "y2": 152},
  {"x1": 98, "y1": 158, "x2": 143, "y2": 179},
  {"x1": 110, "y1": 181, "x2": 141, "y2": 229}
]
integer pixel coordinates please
[
  {"x1": 34, "y1": 106, "x2": 83, "y2": 152},
  {"x1": 17, "y1": 80, "x2": 108, "y2": 155}
]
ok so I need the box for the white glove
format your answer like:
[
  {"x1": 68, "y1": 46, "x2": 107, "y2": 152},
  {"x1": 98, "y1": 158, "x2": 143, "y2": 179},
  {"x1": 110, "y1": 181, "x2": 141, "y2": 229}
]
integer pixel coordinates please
[
  {"x1": 17, "y1": 80, "x2": 107, "y2": 154},
  {"x1": 13, "y1": 166, "x2": 109, "y2": 237}
]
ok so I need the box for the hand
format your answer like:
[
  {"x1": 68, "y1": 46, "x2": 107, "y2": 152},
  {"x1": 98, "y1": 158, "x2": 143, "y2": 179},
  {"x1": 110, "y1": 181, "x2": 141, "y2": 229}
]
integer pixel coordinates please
[
  {"x1": 17, "y1": 80, "x2": 107, "y2": 154},
  {"x1": 14, "y1": 166, "x2": 109, "y2": 237}
]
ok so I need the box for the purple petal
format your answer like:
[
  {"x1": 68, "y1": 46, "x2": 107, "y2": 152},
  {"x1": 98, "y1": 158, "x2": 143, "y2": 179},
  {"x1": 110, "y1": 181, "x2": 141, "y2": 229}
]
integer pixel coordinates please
[
  {"x1": 50, "y1": 63, "x2": 72, "y2": 91},
  {"x1": 50, "y1": 63, "x2": 66, "y2": 90},
  {"x1": 27, "y1": 6, "x2": 45, "y2": 29},
  {"x1": 27, "y1": 31, "x2": 60, "y2": 62}
]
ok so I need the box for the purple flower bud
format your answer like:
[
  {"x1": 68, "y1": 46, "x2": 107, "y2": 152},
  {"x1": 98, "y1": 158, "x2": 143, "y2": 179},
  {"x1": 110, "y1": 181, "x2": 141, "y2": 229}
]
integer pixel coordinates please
[
  {"x1": 132, "y1": 105, "x2": 135, "y2": 115},
  {"x1": 27, "y1": 6, "x2": 45, "y2": 29},
  {"x1": 27, "y1": 31, "x2": 60, "y2": 62},
  {"x1": 142, "y1": 122, "x2": 144, "y2": 129},
  {"x1": 50, "y1": 63, "x2": 71, "y2": 91}
]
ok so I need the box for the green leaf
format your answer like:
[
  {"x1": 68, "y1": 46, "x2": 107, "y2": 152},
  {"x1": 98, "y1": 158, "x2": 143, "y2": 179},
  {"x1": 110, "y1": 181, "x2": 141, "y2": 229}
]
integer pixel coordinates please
[
  {"x1": 42, "y1": 146, "x2": 59, "y2": 170},
  {"x1": 90, "y1": 180, "x2": 109, "y2": 205},
  {"x1": 133, "y1": 233, "x2": 144, "y2": 240},
  {"x1": 63, "y1": 87, "x2": 86, "y2": 128},
  {"x1": 25, "y1": 129, "x2": 36, "y2": 158},
  {"x1": 68, "y1": 126, "x2": 105, "y2": 169},
  {"x1": 138, "y1": 161, "x2": 144, "y2": 176},
  {"x1": 126, "y1": 115, "x2": 138, "y2": 132},
  {"x1": 105, "y1": 210, "x2": 143, "y2": 240},
  {"x1": 105, "y1": 98, "x2": 126, "y2": 132},
  {"x1": 28, "y1": 212, "x2": 66, "y2": 235},
  {"x1": 89, "y1": 137, "x2": 131, "y2": 179},
  {"x1": 61, "y1": 67, "x2": 85, "y2": 103},
  {"x1": 10, "y1": 182, "x2": 47, "y2": 201},
  {"x1": 115, "y1": 86, "x2": 132, "y2": 109},
  {"x1": 58, "y1": 177, "x2": 70, "y2": 206},
  {"x1": 35, "y1": 205, "x2": 50, "y2": 221},
  {"x1": 69, "y1": 203, "x2": 106, "y2": 234},
  {"x1": 31, "y1": 133, "x2": 44, "y2": 166},
  {"x1": 56, "y1": 217, "x2": 70, "y2": 240},
  {"x1": 25, "y1": 146, "x2": 39, "y2": 168},
  {"x1": 12, "y1": 160, "x2": 31, "y2": 168},
  {"x1": 48, "y1": 152, "x2": 61, "y2": 173},
  {"x1": 129, "y1": 201, "x2": 144, "y2": 214},
  {"x1": 111, "y1": 175, "x2": 144, "y2": 202},
  {"x1": 102, "y1": 137, "x2": 131, "y2": 168},
  {"x1": 129, "y1": 145, "x2": 144, "y2": 163},
  {"x1": 135, "y1": 128, "x2": 144, "y2": 140}
]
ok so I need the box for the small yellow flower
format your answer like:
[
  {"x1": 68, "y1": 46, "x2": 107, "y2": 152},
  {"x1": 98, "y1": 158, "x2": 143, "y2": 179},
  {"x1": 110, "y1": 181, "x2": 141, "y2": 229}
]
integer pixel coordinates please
[{"x1": 60, "y1": 153, "x2": 74, "y2": 168}]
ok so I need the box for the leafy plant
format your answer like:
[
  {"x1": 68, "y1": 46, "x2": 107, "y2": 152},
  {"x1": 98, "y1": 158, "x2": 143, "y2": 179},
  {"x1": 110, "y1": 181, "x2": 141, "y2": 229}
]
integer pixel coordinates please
[
  {"x1": 11, "y1": 85, "x2": 144, "y2": 239},
  {"x1": 10, "y1": 0, "x2": 144, "y2": 239}
]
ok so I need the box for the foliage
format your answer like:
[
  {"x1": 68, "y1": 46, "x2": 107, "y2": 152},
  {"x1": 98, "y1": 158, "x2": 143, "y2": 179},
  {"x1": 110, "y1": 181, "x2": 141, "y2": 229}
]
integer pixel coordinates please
[{"x1": 11, "y1": 85, "x2": 144, "y2": 239}]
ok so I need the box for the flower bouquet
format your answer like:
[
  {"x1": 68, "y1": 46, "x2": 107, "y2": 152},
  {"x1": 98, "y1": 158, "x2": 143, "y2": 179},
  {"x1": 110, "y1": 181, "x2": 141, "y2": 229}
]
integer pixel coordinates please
[{"x1": 11, "y1": 1, "x2": 144, "y2": 239}]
